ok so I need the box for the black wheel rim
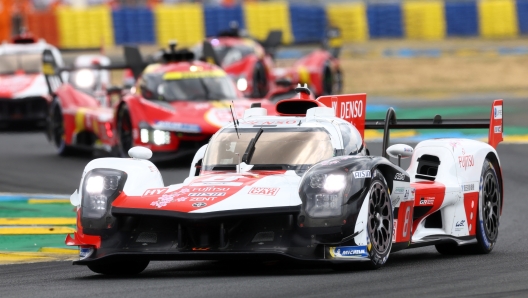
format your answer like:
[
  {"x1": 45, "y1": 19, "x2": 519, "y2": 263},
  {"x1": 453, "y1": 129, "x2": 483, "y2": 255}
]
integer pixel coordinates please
[
  {"x1": 483, "y1": 171, "x2": 500, "y2": 241},
  {"x1": 118, "y1": 109, "x2": 133, "y2": 154},
  {"x1": 52, "y1": 108, "x2": 64, "y2": 148},
  {"x1": 368, "y1": 181, "x2": 392, "y2": 254}
]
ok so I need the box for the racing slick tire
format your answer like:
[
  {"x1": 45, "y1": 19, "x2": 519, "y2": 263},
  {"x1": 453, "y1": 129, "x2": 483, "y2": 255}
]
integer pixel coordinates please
[
  {"x1": 49, "y1": 105, "x2": 74, "y2": 156},
  {"x1": 116, "y1": 104, "x2": 134, "y2": 157},
  {"x1": 87, "y1": 259, "x2": 150, "y2": 275},
  {"x1": 435, "y1": 158, "x2": 501, "y2": 255},
  {"x1": 333, "y1": 170, "x2": 393, "y2": 271},
  {"x1": 321, "y1": 61, "x2": 341, "y2": 96},
  {"x1": 251, "y1": 61, "x2": 268, "y2": 98},
  {"x1": 364, "y1": 170, "x2": 394, "y2": 269}
]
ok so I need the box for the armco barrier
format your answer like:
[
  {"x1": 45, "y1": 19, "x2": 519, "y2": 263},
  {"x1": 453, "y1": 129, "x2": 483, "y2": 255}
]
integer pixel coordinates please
[
  {"x1": 445, "y1": 1, "x2": 478, "y2": 37},
  {"x1": 204, "y1": 5, "x2": 245, "y2": 37},
  {"x1": 11, "y1": 1, "x2": 528, "y2": 49}
]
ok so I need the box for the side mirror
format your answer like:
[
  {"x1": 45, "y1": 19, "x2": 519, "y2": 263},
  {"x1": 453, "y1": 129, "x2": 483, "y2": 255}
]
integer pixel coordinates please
[{"x1": 386, "y1": 144, "x2": 413, "y2": 166}]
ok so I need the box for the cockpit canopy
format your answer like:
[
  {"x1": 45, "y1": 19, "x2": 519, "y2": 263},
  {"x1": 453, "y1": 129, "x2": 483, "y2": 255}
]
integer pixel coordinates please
[
  {"x1": 202, "y1": 127, "x2": 335, "y2": 171},
  {"x1": 138, "y1": 69, "x2": 238, "y2": 101}
]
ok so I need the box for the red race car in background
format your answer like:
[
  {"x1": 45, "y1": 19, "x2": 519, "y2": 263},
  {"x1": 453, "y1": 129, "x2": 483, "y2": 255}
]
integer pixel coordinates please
[
  {"x1": 193, "y1": 24, "x2": 343, "y2": 98},
  {"x1": 43, "y1": 43, "x2": 287, "y2": 161},
  {"x1": 0, "y1": 33, "x2": 65, "y2": 127}
]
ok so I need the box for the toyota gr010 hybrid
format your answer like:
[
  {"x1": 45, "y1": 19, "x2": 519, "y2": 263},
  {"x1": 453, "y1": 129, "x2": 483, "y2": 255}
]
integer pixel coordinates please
[{"x1": 65, "y1": 86, "x2": 504, "y2": 274}]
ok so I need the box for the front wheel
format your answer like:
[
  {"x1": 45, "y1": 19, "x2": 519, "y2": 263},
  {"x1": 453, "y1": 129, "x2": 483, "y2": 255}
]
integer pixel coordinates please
[
  {"x1": 116, "y1": 104, "x2": 134, "y2": 157},
  {"x1": 365, "y1": 170, "x2": 393, "y2": 269},
  {"x1": 87, "y1": 259, "x2": 149, "y2": 275},
  {"x1": 250, "y1": 62, "x2": 268, "y2": 98},
  {"x1": 49, "y1": 105, "x2": 74, "y2": 156}
]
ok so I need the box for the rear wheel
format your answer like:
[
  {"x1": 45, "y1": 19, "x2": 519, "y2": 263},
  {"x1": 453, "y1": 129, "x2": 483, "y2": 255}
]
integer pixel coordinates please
[
  {"x1": 321, "y1": 62, "x2": 334, "y2": 96},
  {"x1": 87, "y1": 259, "x2": 149, "y2": 275},
  {"x1": 436, "y1": 158, "x2": 501, "y2": 254},
  {"x1": 49, "y1": 105, "x2": 73, "y2": 156},
  {"x1": 251, "y1": 62, "x2": 268, "y2": 98},
  {"x1": 365, "y1": 170, "x2": 393, "y2": 269},
  {"x1": 116, "y1": 104, "x2": 133, "y2": 157}
]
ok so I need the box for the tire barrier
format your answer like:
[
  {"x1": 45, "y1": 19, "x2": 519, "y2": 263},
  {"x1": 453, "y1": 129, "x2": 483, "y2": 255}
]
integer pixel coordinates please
[{"x1": 11, "y1": 1, "x2": 528, "y2": 49}]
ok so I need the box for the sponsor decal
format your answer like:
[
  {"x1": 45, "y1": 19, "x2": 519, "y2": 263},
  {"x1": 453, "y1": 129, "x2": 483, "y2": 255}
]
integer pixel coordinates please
[
  {"x1": 188, "y1": 192, "x2": 226, "y2": 197},
  {"x1": 191, "y1": 187, "x2": 230, "y2": 192},
  {"x1": 248, "y1": 187, "x2": 279, "y2": 196},
  {"x1": 330, "y1": 245, "x2": 369, "y2": 258},
  {"x1": 338, "y1": 100, "x2": 363, "y2": 119},
  {"x1": 420, "y1": 197, "x2": 435, "y2": 205},
  {"x1": 403, "y1": 147, "x2": 413, "y2": 153},
  {"x1": 462, "y1": 184, "x2": 475, "y2": 192},
  {"x1": 79, "y1": 247, "x2": 94, "y2": 260},
  {"x1": 392, "y1": 195, "x2": 401, "y2": 206},
  {"x1": 192, "y1": 202, "x2": 207, "y2": 208},
  {"x1": 143, "y1": 188, "x2": 168, "y2": 196},
  {"x1": 153, "y1": 121, "x2": 201, "y2": 133},
  {"x1": 403, "y1": 189, "x2": 409, "y2": 201},
  {"x1": 190, "y1": 197, "x2": 217, "y2": 201},
  {"x1": 392, "y1": 220, "x2": 397, "y2": 242},
  {"x1": 394, "y1": 173, "x2": 405, "y2": 181},
  {"x1": 494, "y1": 106, "x2": 503, "y2": 119},
  {"x1": 150, "y1": 188, "x2": 190, "y2": 208},
  {"x1": 353, "y1": 170, "x2": 371, "y2": 179},
  {"x1": 455, "y1": 220, "x2": 466, "y2": 232},
  {"x1": 494, "y1": 125, "x2": 502, "y2": 134},
  {"x1": 190, "y1": 181, "x2": 242, "y2": 186},
  {"x1": 394, "y1": 187, "x2": 405, "y2": 194},
  {"x1": 458, "y1": 155, "x2": 474, "y2": 170}
]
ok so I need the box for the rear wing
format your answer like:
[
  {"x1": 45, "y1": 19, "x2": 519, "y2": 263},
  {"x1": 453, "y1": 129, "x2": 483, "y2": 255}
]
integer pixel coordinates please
[
  {"x1": 364, "y1": 99, "x2": 503, "y2": 157},
  {"x1": 42, "y1": 46, "x2": 145, "y2": 96},
  {"x1": 317, "y1": 94, "x2": 503, "y2": 157}
]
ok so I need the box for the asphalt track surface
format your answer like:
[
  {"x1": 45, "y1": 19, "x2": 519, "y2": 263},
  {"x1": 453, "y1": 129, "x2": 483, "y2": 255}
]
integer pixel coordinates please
[{"x1": 1, "y1": 101, "x2": 528, "y2": 297}]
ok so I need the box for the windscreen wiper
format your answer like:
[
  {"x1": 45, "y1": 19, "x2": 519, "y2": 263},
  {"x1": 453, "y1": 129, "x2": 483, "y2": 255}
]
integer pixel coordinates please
[{"x1": 242, "y1": 128, "x2": 263, "y2": 164}]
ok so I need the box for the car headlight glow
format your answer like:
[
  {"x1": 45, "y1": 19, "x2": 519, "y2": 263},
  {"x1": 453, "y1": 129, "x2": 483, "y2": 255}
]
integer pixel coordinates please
[
  {"x1": 81, "y1": 170, "x2": 126, "y2": 221},
  {"x1": 153, "y1": 129, "x2": 170, "y2": 145},
  {"x1": 85, "y1": 176, "x2": 104, "y2": 194},
  {"x1": 323, "y1": 174, "x2": 346, "y2": 192},
  {"x1": 237, "y1": 77, "x2": 247, "y2": 91},
  {"x1": 140, "y1": 128, "x2": 149, "y2": 143},
  {"x1": 74, "y1": 69, "x2": 95, "y2": 89}
]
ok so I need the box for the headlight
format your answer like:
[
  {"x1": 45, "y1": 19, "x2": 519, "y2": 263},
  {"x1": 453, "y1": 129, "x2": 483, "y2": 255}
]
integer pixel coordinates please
[
  {"x1": 237, "y1": 77, "x2": 248, "y2": 91},
  {"x1": 305, "y1": 173, "x2": 347, "y2": 218},
  {"x1": 81, "y1": 169, "x2": 126, "y2": 220},
  {"x1": 139, "y1": 128, "x2": 170, "y2": 145},
  {"x1": 74, "y1": 69, "x2": 95, "y2": 89}
]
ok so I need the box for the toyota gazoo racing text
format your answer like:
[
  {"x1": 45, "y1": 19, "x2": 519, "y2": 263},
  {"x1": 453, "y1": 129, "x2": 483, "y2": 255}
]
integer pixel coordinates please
[{"x1": 65, "y1": 86, "x2": 504, "y2": 274}]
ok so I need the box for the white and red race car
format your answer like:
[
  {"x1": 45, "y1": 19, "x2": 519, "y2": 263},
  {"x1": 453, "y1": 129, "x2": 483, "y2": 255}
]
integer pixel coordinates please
[
  {"x1": 0, "y1": 34, "x2": 64, "y2": 126},
  {"x1": 66, "y1": 86, "x2": 503, "y2": 274}
]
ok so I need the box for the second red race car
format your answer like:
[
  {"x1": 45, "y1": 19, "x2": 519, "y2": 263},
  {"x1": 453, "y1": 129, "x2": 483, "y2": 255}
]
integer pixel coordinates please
[
  {"x1": 43, "y1": 43, "x2": 289, "y2": 161},
  {"x1": 192, "y1": 24, "x2": 343, "y2": 99}
]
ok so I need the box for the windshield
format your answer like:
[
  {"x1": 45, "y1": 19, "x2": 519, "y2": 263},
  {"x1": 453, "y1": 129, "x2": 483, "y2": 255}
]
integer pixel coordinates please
[
  {"x1": 202, "y1": 128, "x2": 334, "y2": 171},
  {"x1": 141, "y1": 71, "x2": 238, "y2": 101},
  {"x1": 194, "y1": 44, "x2": 255, "y2": 66},
  {"x1": 0, "y1": 53, "x2": 42, "y2": 74}
]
